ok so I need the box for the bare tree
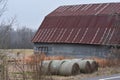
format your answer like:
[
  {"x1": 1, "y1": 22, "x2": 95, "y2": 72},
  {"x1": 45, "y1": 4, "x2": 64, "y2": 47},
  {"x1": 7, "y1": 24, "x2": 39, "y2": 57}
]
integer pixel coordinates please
[
  {"x1": 0, "y1": 18, "x2": 15, "y2": 49},
  {"x1": 9, "y1": 27, "x2": 35, "y2": 49},
  {"x1": 17, "y1": 27, "x2": 35, "y2": 49},
  {"x1": 0, "y1": 0, "x2": 7, "y2": 18}
]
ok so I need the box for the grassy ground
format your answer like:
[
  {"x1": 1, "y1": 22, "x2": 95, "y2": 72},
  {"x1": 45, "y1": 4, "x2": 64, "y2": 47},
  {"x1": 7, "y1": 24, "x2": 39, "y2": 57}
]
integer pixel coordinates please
[
  {"x1": 0, "y1": 49, "x2": 34, "y2": 56},
  {"x1": 52, "y1": 66, "x2": 120, "y2": 80},
  {"x1": 1, "y1": 49, "x2": 120, "y2": 80}
]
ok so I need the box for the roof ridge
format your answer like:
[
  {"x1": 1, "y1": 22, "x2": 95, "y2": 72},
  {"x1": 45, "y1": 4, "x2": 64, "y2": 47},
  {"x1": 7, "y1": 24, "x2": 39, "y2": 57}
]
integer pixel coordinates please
[
  {"x1": 59, "y1": 2, "x2": 120, "y2": 7},
  {"x1": 47, "y1": 2, "x2": 120, "y2": 16}
]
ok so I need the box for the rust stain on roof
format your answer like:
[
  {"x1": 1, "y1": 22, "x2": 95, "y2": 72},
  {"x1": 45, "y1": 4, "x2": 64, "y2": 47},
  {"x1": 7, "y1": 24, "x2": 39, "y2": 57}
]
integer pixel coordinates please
[{"x1": 32, "y1": 3, "x2": 120, "y2": 45}]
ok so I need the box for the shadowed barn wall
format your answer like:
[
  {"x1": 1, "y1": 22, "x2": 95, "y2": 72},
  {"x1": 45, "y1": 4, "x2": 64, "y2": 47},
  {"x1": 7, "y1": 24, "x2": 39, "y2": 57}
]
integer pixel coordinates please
[{"x1": 34, "y1": 43, "x2": 110, "y2": 58}]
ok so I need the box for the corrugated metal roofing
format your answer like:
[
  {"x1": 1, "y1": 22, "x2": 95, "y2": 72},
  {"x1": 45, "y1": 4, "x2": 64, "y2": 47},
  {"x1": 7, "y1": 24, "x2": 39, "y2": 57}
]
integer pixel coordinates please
[
  {"x1": 48, "y1": 3, "x2": 120, "y2": 16},
  {"x1": 32, "y1": 3, "x2": 120, "y2": 45}
]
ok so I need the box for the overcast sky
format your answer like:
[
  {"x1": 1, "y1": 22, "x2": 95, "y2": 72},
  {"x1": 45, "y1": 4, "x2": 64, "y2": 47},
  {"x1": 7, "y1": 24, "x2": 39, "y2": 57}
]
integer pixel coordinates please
[{"x1": 1, "y1": 0, "x2": 120, "y2": 30}]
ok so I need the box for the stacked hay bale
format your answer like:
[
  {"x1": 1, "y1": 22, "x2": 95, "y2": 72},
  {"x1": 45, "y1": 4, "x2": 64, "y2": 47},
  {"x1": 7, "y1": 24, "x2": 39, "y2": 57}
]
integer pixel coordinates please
[
  {"x1": 82, "y1": 59, "x2": 98, "y2": 72},
  {"x1": 50, "y1": 60, "x2": 65, "y2": 75},
  {"x1": 59, "y1": 61, "x2": 80, "y2": 76},
  {"x1": 41, "y1": 60, "x2": 52, "y2": 75},
  {"x1": 41, "y1": 59, "x2": 98, "y2": 76},
  {"x1": 66, "y1": 59, "x2": 92, "y2": 73}
]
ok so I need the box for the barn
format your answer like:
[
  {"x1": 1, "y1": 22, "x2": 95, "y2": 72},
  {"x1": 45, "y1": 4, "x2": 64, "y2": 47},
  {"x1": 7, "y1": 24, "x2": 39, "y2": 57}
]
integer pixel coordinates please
[{"x1": 32, "y1": 3, "x2": 120, "y2": 58}]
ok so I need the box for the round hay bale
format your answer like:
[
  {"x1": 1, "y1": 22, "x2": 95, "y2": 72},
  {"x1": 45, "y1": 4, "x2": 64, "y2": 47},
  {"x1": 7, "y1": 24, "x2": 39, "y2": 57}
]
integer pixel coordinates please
[
  {"x1": 71, "y1": 58, "x2": 84, "y2": 62},
  {"x1": 83, "y1": 59, "x2": 98, "y2": 72},
  {"x1": 77, "y1": 60, "x2": 91, "y2": 73},
  {"x1": 59, "y1": 61, "x2": 80, "y2": 76},
  {"x1": 50, "y1": 60, "x2": 66, "y2": 75},
  {"x1": 41, "y1": 60, "x2": 52, "y2": 75},
  {"x1": 61, "y1": 59, "x2": 72, "y2": 62},
  {"x1": 73, "y1": 58, "x2": 84, "y2": 60},
  {"x1": 61, "y1": 59, "x2": 83, "y2": 62}
]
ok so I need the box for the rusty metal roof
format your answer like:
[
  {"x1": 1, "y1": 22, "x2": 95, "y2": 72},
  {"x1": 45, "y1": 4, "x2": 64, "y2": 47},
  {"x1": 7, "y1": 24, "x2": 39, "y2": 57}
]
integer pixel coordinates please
[
  {"x1": 48, "y1": 3, "x2": 120, "y2": 16},
  {"x1": 32, "y1": 3, "x2": 120, "y2": 45}
]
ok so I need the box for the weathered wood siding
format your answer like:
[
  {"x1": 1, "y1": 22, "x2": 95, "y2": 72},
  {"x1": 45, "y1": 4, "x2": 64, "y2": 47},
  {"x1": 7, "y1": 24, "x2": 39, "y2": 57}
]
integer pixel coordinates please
[{"x1": 34, "y1": 43, "x2": 110, "y2": 58}]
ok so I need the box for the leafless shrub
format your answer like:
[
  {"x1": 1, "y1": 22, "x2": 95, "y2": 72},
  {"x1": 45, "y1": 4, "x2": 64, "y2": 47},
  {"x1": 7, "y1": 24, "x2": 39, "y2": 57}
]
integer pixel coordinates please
[
  {"x1": 0, "y1": 49, "x2": 52, "y2": 80},
  {"x1": 0, "y1": 50, "x2": 9, "y2": 80}
]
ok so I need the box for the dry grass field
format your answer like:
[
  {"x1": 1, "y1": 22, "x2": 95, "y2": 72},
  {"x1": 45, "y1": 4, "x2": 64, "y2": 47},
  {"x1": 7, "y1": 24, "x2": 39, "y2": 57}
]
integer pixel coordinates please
[
  {"x1": 52, "y1": 67, "x2": 120, "y2": 80},
  {"x1": 0, "y1": 49, "x2": 120, "y2": 80},
  {"x1": 0, "y1": 49, "x2": 34, "y2": 56}
]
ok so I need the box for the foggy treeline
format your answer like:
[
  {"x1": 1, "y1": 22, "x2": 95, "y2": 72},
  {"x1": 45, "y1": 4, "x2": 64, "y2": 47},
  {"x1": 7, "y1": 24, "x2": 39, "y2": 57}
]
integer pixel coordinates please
[
  {"x1": 0, "y1": 0, "x2": 36, "y2": 49},
  {"x1": 0, "y1": 23, "x2": 36, "y2": 49}
]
